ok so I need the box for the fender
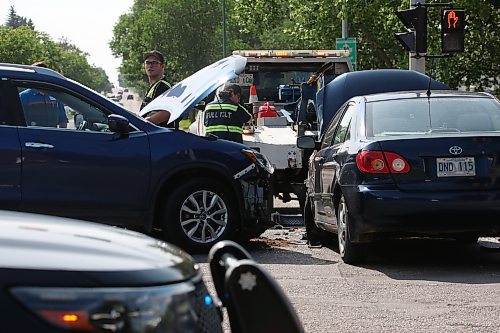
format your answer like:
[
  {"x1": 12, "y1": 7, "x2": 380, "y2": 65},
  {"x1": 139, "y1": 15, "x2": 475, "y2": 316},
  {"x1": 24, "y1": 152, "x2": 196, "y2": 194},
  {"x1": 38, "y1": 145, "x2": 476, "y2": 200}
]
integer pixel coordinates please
[{"x1": 147, "y1": 160, "x2": 248, "y2": 230}]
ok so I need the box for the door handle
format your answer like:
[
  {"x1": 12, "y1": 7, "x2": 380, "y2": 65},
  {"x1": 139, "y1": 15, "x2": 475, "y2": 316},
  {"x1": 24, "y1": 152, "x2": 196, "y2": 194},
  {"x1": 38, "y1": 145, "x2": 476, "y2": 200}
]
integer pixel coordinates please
[{"x1": 25, "y1": 142, "x2": 54, "y2": 149}]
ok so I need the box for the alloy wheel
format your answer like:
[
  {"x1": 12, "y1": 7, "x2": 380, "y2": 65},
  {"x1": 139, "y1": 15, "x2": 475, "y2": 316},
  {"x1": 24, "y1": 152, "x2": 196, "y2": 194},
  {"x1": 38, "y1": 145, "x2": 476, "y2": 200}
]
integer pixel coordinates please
[
  {"x1": 337, "y1": 198, "x2": 347, "y2": 257},
  {"x1": 179, "y1": 189, "x2": 228, "y2": 244}
]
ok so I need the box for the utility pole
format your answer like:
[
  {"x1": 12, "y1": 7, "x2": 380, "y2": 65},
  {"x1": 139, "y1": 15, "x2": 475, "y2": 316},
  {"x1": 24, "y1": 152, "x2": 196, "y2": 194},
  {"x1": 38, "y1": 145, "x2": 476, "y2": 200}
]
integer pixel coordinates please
[
  {"x1": 410, "y1": 0, "x2": 425, "y2": 73},
  {"x1": 342, "y1": 3, "x2": 348, "y2": 38},
  {"x1": 222, "y1": 0, "x2": 227, "y2": 57}
]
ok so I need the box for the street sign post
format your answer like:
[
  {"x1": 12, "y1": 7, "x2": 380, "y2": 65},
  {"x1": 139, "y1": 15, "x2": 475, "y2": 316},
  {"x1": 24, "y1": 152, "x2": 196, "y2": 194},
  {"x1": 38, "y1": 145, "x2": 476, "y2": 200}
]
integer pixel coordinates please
[{"x1": 336, "y1": 37, "x2": 357, "y2": 71}]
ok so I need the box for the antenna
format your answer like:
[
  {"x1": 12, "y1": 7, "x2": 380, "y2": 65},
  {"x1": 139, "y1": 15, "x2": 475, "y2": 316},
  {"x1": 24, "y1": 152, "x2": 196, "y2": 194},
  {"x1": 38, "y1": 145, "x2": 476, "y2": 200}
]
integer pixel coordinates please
[{"x1": 426, "y1": 73, "x2": 432, "y2": 97}]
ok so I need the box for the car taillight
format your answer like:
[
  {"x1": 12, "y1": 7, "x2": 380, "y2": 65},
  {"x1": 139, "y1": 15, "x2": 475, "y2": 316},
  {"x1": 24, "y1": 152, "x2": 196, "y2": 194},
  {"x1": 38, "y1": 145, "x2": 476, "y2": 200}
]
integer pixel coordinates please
[
  {"x1": 356, "y1": 150, "x2": 410, "y2": 174},
  {"x1": 10, "y1": 283, "x2": 219, "y2": 332}
]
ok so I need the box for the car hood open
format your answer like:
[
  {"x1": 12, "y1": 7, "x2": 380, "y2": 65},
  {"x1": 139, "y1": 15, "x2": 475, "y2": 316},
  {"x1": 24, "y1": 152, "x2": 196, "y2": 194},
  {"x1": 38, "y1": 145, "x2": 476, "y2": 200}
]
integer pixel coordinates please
[{"x1": 139, "y1": 55, "x2": 247, "y2": 124}]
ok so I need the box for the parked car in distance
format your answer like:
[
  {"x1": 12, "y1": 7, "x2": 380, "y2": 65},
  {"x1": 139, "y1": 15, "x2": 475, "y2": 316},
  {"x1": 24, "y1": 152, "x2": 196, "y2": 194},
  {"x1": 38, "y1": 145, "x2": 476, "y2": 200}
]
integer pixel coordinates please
[
  {"x1": 0, "y1": 57, "x2": 273, "y2": 252},
  {"x1": 298, "y1": 90, "x2": 500, "y2": 264},
  {"x1": 0, "y1": 210, "x2": 223, "y2": 332}
]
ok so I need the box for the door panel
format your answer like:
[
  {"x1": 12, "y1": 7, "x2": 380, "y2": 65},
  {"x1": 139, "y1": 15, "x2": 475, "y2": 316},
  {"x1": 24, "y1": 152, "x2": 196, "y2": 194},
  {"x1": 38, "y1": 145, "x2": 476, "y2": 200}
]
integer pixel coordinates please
[
  {"x1": 0, "y1": 126, "x2": 21, "y2": 210},
  {"x1": 0, "y1": 79, "x2": 23, "y2": 210},
  {"x1": 18, "y1": 128, "x2": 151, "y2": 224},
  {"x1": 319, "y1": 104, "x2": 356, "y2": 226},
  {"x1": 8, "y1": 79, "x2": 151, "y2": 225}
]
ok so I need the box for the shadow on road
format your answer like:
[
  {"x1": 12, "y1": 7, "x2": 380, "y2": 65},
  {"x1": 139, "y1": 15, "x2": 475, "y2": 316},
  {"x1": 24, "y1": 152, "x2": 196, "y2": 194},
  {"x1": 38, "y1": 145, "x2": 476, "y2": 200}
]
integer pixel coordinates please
[
  {"x1": 325, "y1": 238, "x2": 500, "y2": 284},
  {"x1": 193, "y1": 237, "x2": 337, "y2": 266}
]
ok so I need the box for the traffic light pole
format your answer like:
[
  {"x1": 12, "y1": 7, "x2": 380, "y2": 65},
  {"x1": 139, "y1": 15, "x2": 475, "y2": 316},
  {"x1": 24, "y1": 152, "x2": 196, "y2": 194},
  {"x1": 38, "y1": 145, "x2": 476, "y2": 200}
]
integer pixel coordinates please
[{"x1": 409, "y1": 0, "x2": 425, "y2": 73}]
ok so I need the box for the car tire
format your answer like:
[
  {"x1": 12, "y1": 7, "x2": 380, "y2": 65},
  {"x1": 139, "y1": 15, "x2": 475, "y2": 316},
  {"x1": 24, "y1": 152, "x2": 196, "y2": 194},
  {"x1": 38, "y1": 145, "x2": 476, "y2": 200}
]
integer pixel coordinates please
[
  {"x1": 337, "y1": 195, "x2": 363, "y2": 264},
  {"x1": 162, "y1": 178, "x2": 237, "y2": 252},
  {"x1": 304, "y1": 196, "x2": 321, "y2": 246}
]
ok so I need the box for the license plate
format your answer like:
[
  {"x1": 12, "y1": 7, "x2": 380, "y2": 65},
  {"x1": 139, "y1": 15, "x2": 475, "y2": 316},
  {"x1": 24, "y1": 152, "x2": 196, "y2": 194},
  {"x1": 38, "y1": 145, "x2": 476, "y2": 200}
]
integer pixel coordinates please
[
  {"x1": 229, "y1": 74, "x2": 254, "y2": 87},
  {"x1": 436, "y1": 157, "x2": 475, "y2": 177}
]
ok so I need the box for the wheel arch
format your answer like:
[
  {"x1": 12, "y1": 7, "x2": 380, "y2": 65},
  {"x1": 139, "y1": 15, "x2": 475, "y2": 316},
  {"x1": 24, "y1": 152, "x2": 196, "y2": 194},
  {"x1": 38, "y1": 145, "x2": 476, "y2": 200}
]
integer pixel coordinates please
[{"x1": 152, "y1": 165, "x2": 244, "y2": 231}]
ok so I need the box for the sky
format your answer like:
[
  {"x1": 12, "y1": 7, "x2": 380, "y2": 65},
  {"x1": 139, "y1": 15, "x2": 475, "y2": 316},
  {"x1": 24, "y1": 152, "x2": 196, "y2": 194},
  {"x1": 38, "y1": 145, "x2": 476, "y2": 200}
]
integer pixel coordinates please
[{"x1": 1, "y1": 0, "x2": 135, "y2": 87}]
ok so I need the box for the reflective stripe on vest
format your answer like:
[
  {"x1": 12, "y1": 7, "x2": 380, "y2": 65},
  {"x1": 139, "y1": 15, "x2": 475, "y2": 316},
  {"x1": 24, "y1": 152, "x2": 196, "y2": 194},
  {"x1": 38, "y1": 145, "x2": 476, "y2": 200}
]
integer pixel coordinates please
[
  {"x1": 205, "y1": 125, "x2": 243, "y2": 134},
  {"x1": 205, "y1": 103, "x2": 239, "y2": 112},
  {"x1": 146, "y1": 79, "x2": 171, "y2": 99}
]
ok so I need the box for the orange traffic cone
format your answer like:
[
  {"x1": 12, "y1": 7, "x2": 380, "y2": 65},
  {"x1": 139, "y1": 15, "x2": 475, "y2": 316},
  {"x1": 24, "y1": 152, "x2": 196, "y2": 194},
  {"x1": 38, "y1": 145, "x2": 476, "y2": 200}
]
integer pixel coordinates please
[{"x1": 248, "y1": 85, "x2": 258, "y2": 104}]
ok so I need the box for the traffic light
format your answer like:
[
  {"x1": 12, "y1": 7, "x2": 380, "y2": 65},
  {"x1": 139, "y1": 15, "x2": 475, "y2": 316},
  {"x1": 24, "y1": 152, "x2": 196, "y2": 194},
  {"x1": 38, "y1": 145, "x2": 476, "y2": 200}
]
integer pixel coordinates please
[
  {"x1": 395, "y1": 6, "x2": 427, "y2": 54},
  {"x1": 441, "y1": 9, "x2": 465, "y2": 53}
]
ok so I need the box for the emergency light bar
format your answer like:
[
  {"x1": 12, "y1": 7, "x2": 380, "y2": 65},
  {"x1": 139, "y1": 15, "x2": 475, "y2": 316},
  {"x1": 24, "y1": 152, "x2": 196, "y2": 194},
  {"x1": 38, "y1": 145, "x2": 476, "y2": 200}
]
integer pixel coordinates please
[{"x1": 232, "y1": 50, "x2": 350, "y2": 58}]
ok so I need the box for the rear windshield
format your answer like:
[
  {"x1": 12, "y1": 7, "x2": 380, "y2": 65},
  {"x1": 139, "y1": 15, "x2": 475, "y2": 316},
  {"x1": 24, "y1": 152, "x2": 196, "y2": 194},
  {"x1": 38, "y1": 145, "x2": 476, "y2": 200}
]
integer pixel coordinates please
[{"x1": 365, "y1": 96, "x2": 500, "y2": 137}]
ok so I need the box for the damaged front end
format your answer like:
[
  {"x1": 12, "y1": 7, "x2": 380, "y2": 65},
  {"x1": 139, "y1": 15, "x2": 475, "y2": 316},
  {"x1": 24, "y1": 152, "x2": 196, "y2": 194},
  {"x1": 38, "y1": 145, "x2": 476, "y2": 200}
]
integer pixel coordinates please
[{"x1": 234, "y1": 149, "x2": 274, "y2": 230}]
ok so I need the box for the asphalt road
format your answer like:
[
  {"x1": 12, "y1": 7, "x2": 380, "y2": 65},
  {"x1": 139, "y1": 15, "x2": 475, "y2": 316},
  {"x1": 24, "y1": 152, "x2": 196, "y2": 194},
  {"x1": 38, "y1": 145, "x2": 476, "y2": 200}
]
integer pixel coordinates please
[
  {"x1": 194, "y1": 230, "x2": 500, "y2": 333},
  {"x1": 121, "y1": 91, "x2": 142, "y2": 113}
]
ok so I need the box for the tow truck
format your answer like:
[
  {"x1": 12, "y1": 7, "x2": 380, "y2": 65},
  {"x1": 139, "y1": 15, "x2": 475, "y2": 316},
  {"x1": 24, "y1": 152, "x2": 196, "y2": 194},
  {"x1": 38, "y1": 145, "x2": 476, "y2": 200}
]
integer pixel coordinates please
[{"x1": 190, "y1": 49, "x2": 353, "y2": 218}]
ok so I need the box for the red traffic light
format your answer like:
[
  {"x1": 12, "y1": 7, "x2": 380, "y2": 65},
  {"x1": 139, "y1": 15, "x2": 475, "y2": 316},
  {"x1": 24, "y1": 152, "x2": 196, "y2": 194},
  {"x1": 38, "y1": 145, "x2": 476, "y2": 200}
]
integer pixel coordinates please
[
  {"x1": 441, "y1": 9, "x2": 465, "y2": 53},
  {"x1": 442, "y1": 9, "x2": 465, "y2": 32}
]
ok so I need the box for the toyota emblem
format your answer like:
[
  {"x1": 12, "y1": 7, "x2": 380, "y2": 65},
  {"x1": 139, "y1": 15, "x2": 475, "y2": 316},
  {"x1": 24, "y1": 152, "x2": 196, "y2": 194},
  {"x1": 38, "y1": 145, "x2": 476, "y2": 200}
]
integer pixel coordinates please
[{"x1": 449, "y1": 146, "x2": 463, "y2": 155}]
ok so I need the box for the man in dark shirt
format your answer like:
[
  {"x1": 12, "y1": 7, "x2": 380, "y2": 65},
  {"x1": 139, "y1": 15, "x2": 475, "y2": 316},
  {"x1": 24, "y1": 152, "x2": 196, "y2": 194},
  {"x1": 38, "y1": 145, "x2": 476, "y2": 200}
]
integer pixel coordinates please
[
  {"x1": 19, "y1": 62, "x2": 68, "y2": 128},
  {"x1": 140, "y1": 50, "x2": 178, "y2": 129},
  {"x1": 19, "y1": 89, "x2": 68, "y2": 128}
]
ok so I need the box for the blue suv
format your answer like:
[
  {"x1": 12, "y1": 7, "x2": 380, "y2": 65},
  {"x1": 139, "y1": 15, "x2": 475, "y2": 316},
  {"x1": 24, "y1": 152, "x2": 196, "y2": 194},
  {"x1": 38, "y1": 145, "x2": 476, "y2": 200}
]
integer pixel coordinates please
[{"x1": 0, "y1": 57, "x2": 273, "y2": 252}]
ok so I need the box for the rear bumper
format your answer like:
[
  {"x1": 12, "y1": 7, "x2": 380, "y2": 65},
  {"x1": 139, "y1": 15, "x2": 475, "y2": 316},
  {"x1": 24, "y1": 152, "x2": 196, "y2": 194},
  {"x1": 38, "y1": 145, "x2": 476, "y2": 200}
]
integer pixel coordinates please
[{"x1": 344, "y1": 185, "x2": 500, "y2": 242}]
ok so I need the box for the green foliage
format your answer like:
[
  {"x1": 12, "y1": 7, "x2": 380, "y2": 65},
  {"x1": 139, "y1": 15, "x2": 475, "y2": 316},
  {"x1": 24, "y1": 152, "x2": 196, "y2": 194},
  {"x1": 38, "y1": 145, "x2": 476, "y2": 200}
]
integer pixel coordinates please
[
  {"x1": 231, "y1": 0, "x2": 498, "y2": 94},
  {"x1": 112, "y1": 0, "x2": 497, "y2": 95},
  {"x1": 5, "y1": 6, "x2": 35, "y2": 29},
  {"x1": 110, "y1": 0, "x2": 221, "y2": 94},
  {"x1": 0, "y1": 26, "x2": 112, "y2": 93}
]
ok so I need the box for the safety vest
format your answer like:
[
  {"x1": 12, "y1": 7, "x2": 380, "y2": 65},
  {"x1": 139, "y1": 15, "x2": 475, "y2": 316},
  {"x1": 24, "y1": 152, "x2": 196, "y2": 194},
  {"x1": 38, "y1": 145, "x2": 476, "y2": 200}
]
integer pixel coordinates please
[
  {"x1": 204, "y1": 100, "x2": 252, "y2": 143},
  {"x1": 205, "y1": 103, "x2": 244, "y2": 134},
  {"x1": 140, "y1": 77, "x2": 171, "y2": 110},
  {"x1": 145, "y1": 78, "x2": 171, "y2": 99}
]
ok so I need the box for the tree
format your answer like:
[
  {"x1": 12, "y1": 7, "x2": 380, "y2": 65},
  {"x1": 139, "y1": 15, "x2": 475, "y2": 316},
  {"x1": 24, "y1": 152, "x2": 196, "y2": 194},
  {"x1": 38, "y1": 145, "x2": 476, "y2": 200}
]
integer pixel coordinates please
[
  {"x1": 110, "y1": 0, "x2": 221, "y2": 93},
  {"x1": 5, "y1": 6, "x2": 35, "y2": 29},
  {"x1": 230, "y1": 0, "x2": 498, "y2": 95},
  {"x1": 111, "y1": 0, "x2": 498, "y2": 95},
  {"x1": 0, "y1": 26, "x2": 112, "y2": 93}
]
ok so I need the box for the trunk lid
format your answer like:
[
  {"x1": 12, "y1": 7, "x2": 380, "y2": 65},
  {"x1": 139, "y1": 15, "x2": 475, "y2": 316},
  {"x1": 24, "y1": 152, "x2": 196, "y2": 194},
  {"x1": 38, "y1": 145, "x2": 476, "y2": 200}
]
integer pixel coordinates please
[{"x1": 377, "y1": 135, "x2": 500, "y2": 191}]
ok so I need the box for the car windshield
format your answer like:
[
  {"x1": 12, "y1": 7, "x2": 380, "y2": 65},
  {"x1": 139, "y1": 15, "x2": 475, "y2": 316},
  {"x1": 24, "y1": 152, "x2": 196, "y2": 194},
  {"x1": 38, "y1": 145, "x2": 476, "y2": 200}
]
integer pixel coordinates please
[{"x1": 366, "y1": 96, "x2": 500, "y2": 137}]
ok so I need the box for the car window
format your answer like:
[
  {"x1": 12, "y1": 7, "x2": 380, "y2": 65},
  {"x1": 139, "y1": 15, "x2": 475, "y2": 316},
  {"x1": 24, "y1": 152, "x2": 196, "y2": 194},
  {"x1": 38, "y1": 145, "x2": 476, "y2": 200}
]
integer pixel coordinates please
[
  {"x1": 366, "y1": 96, "x2": 500, "y2": 137},
  {"x1": 321, "y1": 102, "x2": 348, "y2": 149},
  {"x1": 17, "y1": 84, "x2": 109, "y2": 132},
  {"x1": 332, "y1": 104, "x2": 356, "y2": 145}
]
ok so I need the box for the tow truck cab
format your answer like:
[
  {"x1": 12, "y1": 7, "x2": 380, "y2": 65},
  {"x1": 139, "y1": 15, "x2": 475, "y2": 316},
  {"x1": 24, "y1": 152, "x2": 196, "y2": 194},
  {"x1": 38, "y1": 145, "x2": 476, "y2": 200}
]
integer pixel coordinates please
[{"x1": 231, "y1": 50, "x2": 353, "y2": 211}]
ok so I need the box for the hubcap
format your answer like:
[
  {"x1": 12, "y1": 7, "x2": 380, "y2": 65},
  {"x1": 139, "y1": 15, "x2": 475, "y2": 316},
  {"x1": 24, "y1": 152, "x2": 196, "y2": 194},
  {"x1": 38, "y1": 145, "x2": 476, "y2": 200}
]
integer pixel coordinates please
[
  {"x1": 179, "y1": 190, "x2": 228, "y2": 244},
  {"x1": 337, "y1": 199, "x2": 347, "y2": 256}
]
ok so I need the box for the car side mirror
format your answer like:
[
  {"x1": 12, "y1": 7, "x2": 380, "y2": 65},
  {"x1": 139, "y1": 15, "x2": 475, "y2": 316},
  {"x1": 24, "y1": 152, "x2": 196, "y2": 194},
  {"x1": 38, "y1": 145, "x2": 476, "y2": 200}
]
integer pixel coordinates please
[
  {"x1": 296, "y1": 135, "x2": 317, "y2": 150},
  {"x1": 74, "y1": 114, "x2": 85, "y2": 130},
  {"x1": 108, "y1": 114, "x2": 130, "y2": 135}
]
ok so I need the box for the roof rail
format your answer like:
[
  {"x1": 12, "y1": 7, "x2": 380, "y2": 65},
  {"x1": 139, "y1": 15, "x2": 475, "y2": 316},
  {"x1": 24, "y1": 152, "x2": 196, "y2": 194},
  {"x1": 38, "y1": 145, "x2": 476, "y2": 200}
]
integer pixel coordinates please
[{"x1": 0, "y1": 63, "x2": 65, "y2": 79}]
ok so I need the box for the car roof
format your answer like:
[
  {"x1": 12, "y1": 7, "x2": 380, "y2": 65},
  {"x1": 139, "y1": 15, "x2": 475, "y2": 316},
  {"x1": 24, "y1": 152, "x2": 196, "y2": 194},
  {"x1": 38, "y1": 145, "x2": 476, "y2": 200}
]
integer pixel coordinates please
[
  {"x1": 0, "y1": 63, "x2": 66, "y2": 79},
  {"x1": 361, "y1": 90, "x2": 494, "y2": 103},
  {"x1": 316, "y1": 69, "x2": 450, "y2": 135}
]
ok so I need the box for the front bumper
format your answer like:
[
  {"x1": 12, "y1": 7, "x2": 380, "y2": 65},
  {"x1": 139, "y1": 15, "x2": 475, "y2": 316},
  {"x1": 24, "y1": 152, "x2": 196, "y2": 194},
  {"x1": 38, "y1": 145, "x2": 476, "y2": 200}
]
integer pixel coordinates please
[
  {"x1": 234, "y1": 164, "x2": 272, "y2": 228},
  {"x1": 343, "y1": 185, "x2": 500, "y2": 243}
]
